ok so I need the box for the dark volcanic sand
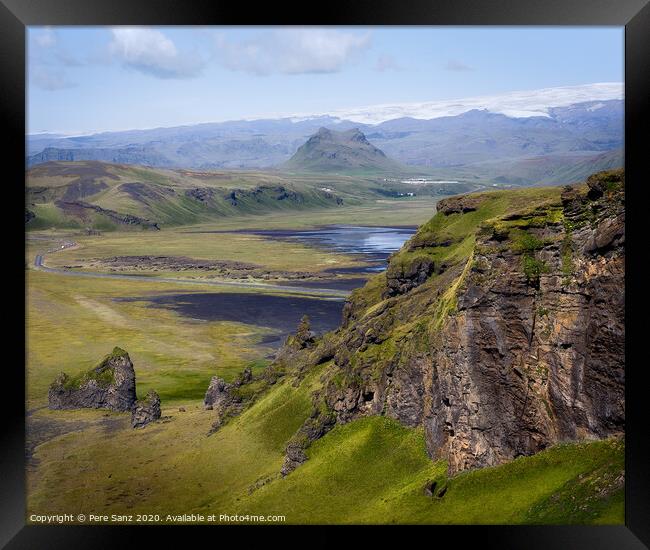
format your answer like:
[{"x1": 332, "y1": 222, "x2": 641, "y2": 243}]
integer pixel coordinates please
[{"x1": 120, "y1": 292, "x2": 345, "y2": 348}]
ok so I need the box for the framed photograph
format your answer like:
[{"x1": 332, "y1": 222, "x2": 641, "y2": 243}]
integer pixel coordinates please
[{"x1": 3, "y1": 0, "x2": 649, "y2": 546}]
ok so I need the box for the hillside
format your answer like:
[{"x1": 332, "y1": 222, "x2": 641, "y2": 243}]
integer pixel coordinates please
[
  {"x1": 24, "y1": 161, "x2": 370, "y2": 231},
  {"x1": 27, "y1": 159, "x2": 503, "y2": 232},
  {"x1": 282, "y1": 127, "x2": 404, "y2": 173},
  {"x1": 270, "y1": 170, "x2": 623, "y2": 476}
]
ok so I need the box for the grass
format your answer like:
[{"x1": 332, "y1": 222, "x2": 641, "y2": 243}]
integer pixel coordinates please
[
  {"x1": 26, "y1": 161, "x2": 451, "y2": 232},
  {"x1": 238, "y1": 417, "x2": 623, "y2": 524},
  {"x1": 27, "y1": 400, "x2": 623, "y2": 524},
  {"x1": 26, "y1": 270, "x2": 275, "y2": 407},
  {"x1": 27, "y1": 195, "x2": 447, "y2": 280},
  {"x1": 37, "y1": 229, "x2": 362, "y2": 275},
  {"x1": 390, "y1": 187, "x2": 560, "y2": 279},
  {"x1": 351, "y1": 186, "x2": 563, "y2": 321},
  {"x1": 27, "y1": 364, "x2": 323, "y2": 519}
]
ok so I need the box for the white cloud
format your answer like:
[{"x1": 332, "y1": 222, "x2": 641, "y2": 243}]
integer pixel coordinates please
[
  {"x1": 30, "y1": 27, "x2": 84, "y2": 68},
  {"x1": 215, "y1": 28, "x2": 371, "y2": 75},
  {"x1": 445, "y1": 59, "x2": 474, "y2": 72},
  {"x1": 29, "y1": 28, "x2": 83, "y2": 91},
  {"x1": 109, "y1": 27, "x2": 204, "y2": 79},
  {"x1": 31, "y1": 66, "x2": 76, "y2": 91},
  {"x1": 286, "y1": 82, "x2": 624, "y2": 125},
  {"x1": 34, "y1": 28, "x2": 56, "y2": 48}
]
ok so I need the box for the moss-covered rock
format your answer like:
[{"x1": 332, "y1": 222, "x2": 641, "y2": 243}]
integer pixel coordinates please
[{"x1": 48, "y1": 347, "x2": 136, "y2": 412}]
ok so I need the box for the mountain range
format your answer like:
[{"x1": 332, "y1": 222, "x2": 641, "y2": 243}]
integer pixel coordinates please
[{"x1": 27, "y1": 99, "x2": 623, "y2": 185}]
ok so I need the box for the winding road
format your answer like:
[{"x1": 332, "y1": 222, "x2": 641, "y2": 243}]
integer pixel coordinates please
[{"x1": 31, "y1": 240, "x2": 350, "y2": 300}]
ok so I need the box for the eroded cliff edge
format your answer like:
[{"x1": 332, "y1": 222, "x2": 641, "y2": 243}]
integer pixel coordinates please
[{"x1": 274, "y1": 170, "x2": 624, "y2": 476}]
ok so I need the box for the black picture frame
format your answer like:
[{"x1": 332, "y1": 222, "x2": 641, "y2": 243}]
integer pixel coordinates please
[{"x1": 4, "y1": 1, "x2": 649, "y2": 547}]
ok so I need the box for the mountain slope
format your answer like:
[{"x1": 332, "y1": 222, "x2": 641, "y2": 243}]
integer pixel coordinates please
[
  {"x1": 476, "y1": 148, "x2": 624, "y2": 186},
  {"x1": 282, "y1": 127, "x2": 404, "y2": 173},
  {"x1": 370, "y1": 101, "x2": 623, "y2": 167}
]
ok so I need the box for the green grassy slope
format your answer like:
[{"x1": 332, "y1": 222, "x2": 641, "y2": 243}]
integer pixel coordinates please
[
  {"x1": 239, "y1": 416, "x2": 624, "y2": 524},
  {"x1": 26, "y1": 161, "x2": 400, "y2": 231}
]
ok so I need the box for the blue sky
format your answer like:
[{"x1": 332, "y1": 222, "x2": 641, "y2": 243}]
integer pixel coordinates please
[{"x1": 27, "y1": 26, "x2": 624, "y2": 135}]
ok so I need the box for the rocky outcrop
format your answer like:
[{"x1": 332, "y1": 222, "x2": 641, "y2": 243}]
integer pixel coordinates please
[
  {"x1": 54, "y1": 200, "x2": 160, "y2": 230},
  {"x1": 281, "y1": 404, "x2": 336, "y2": 476},
  {"x1": 204, "y1": 367, "x2": 256, "y2": 433},
  {"x1": 271, "y1": 316, "x2": 336, "y2": 384},
  {"x1": 48, "y1": 347, "x2": 137, "y2": 412},
  {"x1": 204, "y1": 376, "x2": 228, "y2": 411},
  {"x1": 185, "y1": 187, "x2": 215, "y2": 202},
  {"x1": 277, "y1": 170, "x2": 625, "y2": 476},
  {"x1": 384, "y1": 256, "x2": 435, "y2": 297},
  {"x1": 425, "y1": 175, "x2": 625, "y2": 472},
  {"x1": 222, "y1": 185, "x2": 305, "y2": 207},
  {"x1": 284, "y1": 315, "x2": 316, "y2": 351},
  {"x1": 436, "y1": 195, "x2": 486, "y2": 215},
  {"x1": 49, "y1": 348, "x2": 164, "y2": 430},
  {"x1": 131, "y1": 390, "x2": 162, "y2": 428}
]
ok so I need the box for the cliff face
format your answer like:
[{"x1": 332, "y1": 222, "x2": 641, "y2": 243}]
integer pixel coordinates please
[
  {"x1": 425, "y1": 173, "x2": 624, "y2": 472},
  {"x1": 277, "y1": 170, "x2": 624, "y2": 475}
]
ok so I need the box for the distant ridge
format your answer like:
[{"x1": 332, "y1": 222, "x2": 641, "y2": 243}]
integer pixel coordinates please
[{"x1": 282, "y1": 127, "x2": 403, "y2": 173}]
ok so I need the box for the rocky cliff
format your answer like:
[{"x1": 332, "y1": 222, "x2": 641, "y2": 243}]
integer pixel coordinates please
[
  {"x1": 274, "y1": 170, "x2": 625, "y2": 475},
  {"x1": 49, "y1": 347, "x2": 137, "y2": 412}
]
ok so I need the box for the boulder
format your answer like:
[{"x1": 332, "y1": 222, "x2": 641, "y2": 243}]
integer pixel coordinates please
[
  {"x1": 131, "y1": 390, "x2": 161, "y2": 428},
  {"x1": 204, "y1": 376, "x2": 229, "y2": 410},
  {"x1": 436, "y1": 195, "x2": 485, "y2": 215}
]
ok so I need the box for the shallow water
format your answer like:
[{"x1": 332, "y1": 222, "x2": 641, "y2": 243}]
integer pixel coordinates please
[{"x1": 241, "y1": 225, "x2": 416, "y2": 272}]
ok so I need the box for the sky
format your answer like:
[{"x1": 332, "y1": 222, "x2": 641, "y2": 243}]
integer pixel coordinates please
[{"x1": 27, "y1": 26, "x2": 624, "y2": 135}]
